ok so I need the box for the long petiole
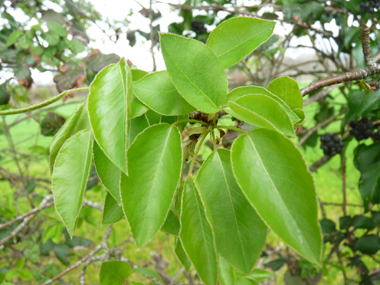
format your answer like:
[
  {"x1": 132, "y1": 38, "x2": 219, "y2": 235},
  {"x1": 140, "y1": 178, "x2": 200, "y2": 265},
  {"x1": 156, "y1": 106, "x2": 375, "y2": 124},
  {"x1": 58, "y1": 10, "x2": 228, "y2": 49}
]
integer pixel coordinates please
[
  {"x1": 188, "y1": 128, "x2": 210, "y2": 177},
  {"x1": 171, "y1": 119, "x2": 209, "y2": 127},
  {"x1": 0, "y1": 87, "x2": 89, "y2": 116},
  {"x1": 214, "y1": 125, "x2": 248, "y2": 134}
]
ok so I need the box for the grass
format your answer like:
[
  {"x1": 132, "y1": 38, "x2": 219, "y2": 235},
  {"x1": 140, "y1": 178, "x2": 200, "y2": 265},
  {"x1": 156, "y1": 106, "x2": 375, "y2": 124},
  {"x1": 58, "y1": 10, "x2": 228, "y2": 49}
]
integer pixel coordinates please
[{"x1": 0, "y1": 94, "x2": 377, "y2": 285}]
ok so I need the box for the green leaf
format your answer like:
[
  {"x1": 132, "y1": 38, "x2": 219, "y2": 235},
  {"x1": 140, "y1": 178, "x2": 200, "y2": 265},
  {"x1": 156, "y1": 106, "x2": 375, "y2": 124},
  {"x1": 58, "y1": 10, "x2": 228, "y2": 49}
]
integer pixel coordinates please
[
  {"x1": 121, "y1": 124, "x2": 182, "y2": 247},
  {"x1": 226, "y1": 95, "x2": 295, "y2": 137},
  {"x1": 52, "y1": 130, "x2": 93, "y2": 238},
  {"x1": 102, "y1": 193, "x2": 124, "y2": 225},
  {"x1": 100, "y1": 261, "x2": 132, "y2": 285},
  {"x1": 231, "y1": 129, "x2": 322, "y2": 265},
  {"x1": 43, "y1": 224, "x2": 62, "y2": 244},
  {"x1": 132, "y1": 268, "x2": 164, "y2": 284},
  {"x1": 175, "y1": 237, "x2": 192, "y2": 271},
  {"x1": 206, "y1": 17, "x2": 275, "y2": 68},
  {"x1": 53, "y1": 244, "x2": 71, "y2": 265},
  {"x1": 131, "y1": 68, "x2": 148, "y2": 81},
  {"x1": 93, "y1": 141, "x2": 121, "y2": 203},
  {"x1": 180, "y1": 178, "x2": 217, "y2": 285},
  {"x1": 18, "y1": 35, "x2": 33, "y2": 49},
  {"x1": 356, "y1": 235, "x2": 380, "y2": 255},
  {"x1": 41, "y1": 30, "x2": 60, "y2": 45},
  {"x1": 293, "y1": 108, "x2": 305, "y2": 125},
  {"x1": 320, "y1": 219, "x2": 336, "y2": 235},
  {"x1": 161, "y1": 210, "x2": 180, "y2": 235},
  {"x1": 225, "y1": 86, "x2": 299, "y2": 125},
  {"x1": 48, "y1": 22, "x2": 67, "y2": 37},
  {"x1": 133, "y1": 70, "x2": 196, "y2": 115},
  {"x1": 247, "y1": 269, "x2": 272, "y2": 281},
  {"x1": 197, "y1": 149, "x2": 267, "y2": 273},
  {"x1": 66, "y1": 39, "x2": 85, "y2": 53},
  {"x1": 50, "y1": 103, "x2": 85, "y2": 172},
  {"x1": 267, "y1": 77, "x2": 303, "y2": 110},
  {"x1": 351, "y1": 215, "x2": 376, "y2": 230},
  {"x1": 131, "y1": 97, "x2": 149, "y2": 118},
  {"x1": 219, "y1": 256, "x2": 235, "y2": 285},
  {"x1": 235, "y1": 276, "x2": 258, "y2": 285},
  {"x1": 88, "y1": 58, "x2": 133, "y2": 174},
  {"x1": 6, "y1": 31, "x2": 23, "y2": 46},
  {"x1": 160, "y1": 33, "x2": 227, "y2": 113},
  {"x1": 128, "y1": 115, "x2": 149, "y2": 148}
]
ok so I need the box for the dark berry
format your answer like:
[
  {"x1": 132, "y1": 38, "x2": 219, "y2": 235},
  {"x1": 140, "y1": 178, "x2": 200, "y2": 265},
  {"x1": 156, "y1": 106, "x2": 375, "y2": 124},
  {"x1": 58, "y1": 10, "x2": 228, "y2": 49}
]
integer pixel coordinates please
[
  {"x1": 349, "y1": 121, "x2": 357, "y2": 128},
  {"x1": 357, "y1": 122, "x2": 365, "y2": 131},
  {"x1": 350, "y1": 129, "x2": 358, "y2": 136},
  {"x1": 361, "y1": 117, "x2": 369, "y2": 123},
  {"x1": 367, "y1": 121, "x2": 374, "y2": 129}
]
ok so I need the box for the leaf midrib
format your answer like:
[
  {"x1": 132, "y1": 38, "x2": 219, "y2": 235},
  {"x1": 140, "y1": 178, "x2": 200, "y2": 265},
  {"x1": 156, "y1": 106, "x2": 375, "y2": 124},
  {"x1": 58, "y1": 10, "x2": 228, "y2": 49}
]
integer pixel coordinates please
[
  {"x1": 215, "y1": 153, "x2": 250, "y2": 271},
  {"x1": 246, "y1": 134, "x2": 313, "y2": 256}
]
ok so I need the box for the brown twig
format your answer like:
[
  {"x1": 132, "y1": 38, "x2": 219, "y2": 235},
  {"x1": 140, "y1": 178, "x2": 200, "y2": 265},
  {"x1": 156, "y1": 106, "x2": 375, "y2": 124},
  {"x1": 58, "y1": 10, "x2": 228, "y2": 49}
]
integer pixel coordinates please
[
  {"x1": 362, "y1": 26, "x2": 374, "y2": 67},
  {"x1": 303, "y1": 85, "x2": 340, "y2": 106},
  {"x1": 309, "y1": 155, "x2": 332, "y2": 172},
  {"x1": 342, "y1": 155, "x2": 347, "y2": 216},
  {"x1": 298, "y1": 108, "x2": 347, "y2": 146}
]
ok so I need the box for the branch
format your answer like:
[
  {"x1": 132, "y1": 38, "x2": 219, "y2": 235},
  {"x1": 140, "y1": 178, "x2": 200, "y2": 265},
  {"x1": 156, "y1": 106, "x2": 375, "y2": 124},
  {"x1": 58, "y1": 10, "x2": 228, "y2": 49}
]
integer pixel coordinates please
[
  {"x1": 0, "y1": 212, "x2": 37, "y2": 246},
  {"x1": 0, "y1": 195, "x2": 53, "y2": 231},
  {"x1": 303, "y1": 85, "x2": 340, "y2": 106},
  {"x1": 362, "y1": 26, "x2": 374, "y2": 66},
  {"x1": 297, "y1": 108, "x2": 347, "y2": 147},
  {"x1": 0, "y1": 87, "x2": 88, "y2": 116},
  {"x1": 43, "y1": 226, "x2": 112, "y2": 285},
  {"x1": 309, "y1": 155, "x2": 332, "y2": 172},
  {"x1": 300, "y1": 65, "x2": 380, "y2": 96}
]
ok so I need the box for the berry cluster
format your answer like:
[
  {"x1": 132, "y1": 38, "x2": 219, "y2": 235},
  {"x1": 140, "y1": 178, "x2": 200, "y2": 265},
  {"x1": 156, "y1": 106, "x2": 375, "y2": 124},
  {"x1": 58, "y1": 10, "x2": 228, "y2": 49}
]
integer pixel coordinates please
[
  {"x1": 360, "y1": 0, "x2": 380, "y2": 13},
  {"x1": 191, "y1": 20, "x2": 207, "y2": 34},
  {"x1": 320, "y1": 133, "x2": 344, "y2": 156},
  {"x1": 349, "y1": 117, "x2": 377, "y2": 141}
]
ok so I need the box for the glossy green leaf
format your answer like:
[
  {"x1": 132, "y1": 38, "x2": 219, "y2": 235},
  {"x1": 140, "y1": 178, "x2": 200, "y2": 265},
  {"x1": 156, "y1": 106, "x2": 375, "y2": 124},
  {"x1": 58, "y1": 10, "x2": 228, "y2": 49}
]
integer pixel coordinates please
[
  {"x1": 47, "y1": 22, "x2": 67, "y2": 37},
  {"x1": 49, "y1": 103, "x2": 85, "y2": 172},
  {"x1": 121, "y1": 124, "x2": 182, "y2": 247},
  {"x1": 267, "y1": 77, "x2": 303, "y2": 110},
  {"x1": 175, "y1": 237, "x2": 191, "y2": 271},
  {"x1": 133, "y1": 71, "x2": 196, "y2": 115},
  {"x1": 246, "y1": 269, "x2": 272, "y2": 281},
  {"x1": 207, "y1": 17, "x2": 275, "y2": 68},
  {"x1": 128, "y1": 115, "x2": 149, "y2": 148},
  {"x1": 131, "y1": 69, "x2": 149, "y2": 118},
  {"x1": 219, "y1": 256, "x2": 235, "y2": 285},
  {"x1": 235, "y1": 276, "x2": 257, "y2": 285},
  {"x1": 73, "y1": 103, "x2": 91, "y2": 133},
  {"x1": 52, "y1": 130, "x2": 93, "y2": 238},
  {"x1": 100, "y1": 261, "x2": 132, "y2": 285},
  {"x1": 93, "y1": 141, "x2": 121, "y2": 203},
  {"x1": 131, "y1": 68, "x2": 148, "y2": 81},
  {"x1": 197, "y1": 149, "x2": 267, "y2": 273},
  {"x1": 231, "y1": 129, "x2": 322, "y2": 265},
  {"x1": 293, "y1": 108, "x2": 305, "y2": 125},
  {"x1": 102, "y1": 192, "x2": 124, "y2": 225},
  {"x1": 225, "y1": 86, "x2": 299, "y2": 125},
  {"x1": 180, "y1": 178, "x2": 217, "y2": 285},
  {"x1": 226, "y1": 95, "x2": 295, "y2": 137},
  {"x1": 131, "y1": 97, "x2": 149, "y2": 118},
  {"x1": 356, "y1": 235, "x2": 380, "y2": 255},
  {"x1": 88, "y1": 58, "x2": 132, "y2": 174},
  {"x1": 132, "y1": 268, "x2": 164, "y2": 284},
  {"x1": 160, "y1": 33, "x2": 227, "y2": 113},
  {"x1": 161, "y1": 210, "x2": 180, "y2": 235}
]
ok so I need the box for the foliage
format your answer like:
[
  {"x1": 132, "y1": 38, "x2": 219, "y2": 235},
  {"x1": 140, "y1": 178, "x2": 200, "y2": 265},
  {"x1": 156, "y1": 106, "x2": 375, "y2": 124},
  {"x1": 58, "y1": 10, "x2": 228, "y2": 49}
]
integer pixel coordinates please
[{"x1": 2, "y1": 0, "x2": 380, "y2": 284}]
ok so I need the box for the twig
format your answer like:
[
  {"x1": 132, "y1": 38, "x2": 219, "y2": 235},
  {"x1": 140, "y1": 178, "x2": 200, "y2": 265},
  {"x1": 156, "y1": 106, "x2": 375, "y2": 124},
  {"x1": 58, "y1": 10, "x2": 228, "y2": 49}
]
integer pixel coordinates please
[
  {"x1": 0, "y1": 195, "x2": 53, "y2": 230},
  {"x1": 309, "y1": 155, "x2": 332, "y2": 172},
  {"x1": 297, "y1": 108, "x2": 347, "y2": 146},
  {"x1": 362, "y1": 26, "x2": 374, "y2": 67},
  {"x1": 149, "y1": 0, "x2": 157, "y2": 71},
  {"x1": 0, "y1": 213, "x2": 37, "y2": 246},
  {"x1": 342, "y1": 155, "x2": 347, "y2": 216},
  {"x1": 303, "y1": 85, "x2": 339, "y2": 106}
]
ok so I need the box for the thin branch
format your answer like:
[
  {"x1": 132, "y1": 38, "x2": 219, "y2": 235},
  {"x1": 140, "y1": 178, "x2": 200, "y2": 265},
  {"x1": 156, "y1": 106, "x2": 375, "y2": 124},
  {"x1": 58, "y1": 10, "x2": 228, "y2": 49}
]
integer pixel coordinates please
[
  {"x1": 342, "y1": 155, "x2": 347, "y2": 216},
  {"x1": 0, "y1": 195, "x2": 53, "y2": 231},
  {"x1": 362, "y1": 26, "x2": 374, "y2": 66},
  {"x1": 303, "y1": 85, "x2": 340, "y2": 106},
  {"x1": 297, "y1": 108, "x2": 347, "y2": 146},
  {"x1": 309, "y1": 155, "x2": 332, "y2": 172},
  {"x1": 149, "y1": 0, "x2": 157, "y2": 71}
]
